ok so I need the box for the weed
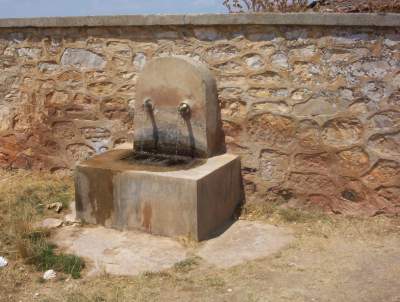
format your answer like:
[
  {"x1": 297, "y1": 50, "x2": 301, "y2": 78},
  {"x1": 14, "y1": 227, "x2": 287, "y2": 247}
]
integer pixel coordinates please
[
  {"x1": 200, "y1": 275, "x2": 226, "y2": 288},
  {"x1": 223, "y1": 0, "x2": 309, "y2": 13},
  {"x1": 222, "y1": 0, "x2": 400, "y2": 13},
  {"x1": 278, "y1": 208, "x2": 309, "y2": 223},
  {"x1": 173, "y1": 256, "x2": 200, "y2": 273},
  {"x1": 243, "y1": 201, "x2": 276, "y2": 219},
  {"x1": 17, "y1": 228, "x2": 84, "y2": 278},
  {"x1": 34, "y1": 245, "x2": 84, "y2": 279},
  {"x1": 0, "y1": 172, "x2": 82, "y2": 279},
  {"x1": 243, "y1": 199, "x2": 331, "y2": 224},
  {"x1": 0, "y1": 172, "x2": 74, "y2": 260},
  {"x1": 13, "y1": 183, "x2": 71, "y2": 216},
  {"x1": 141, "y1": 271, "x2": 172, "y2": 280},
  {"x1": 66, "y1": 293, "x2": 91, "y2": 302},
  {"x1": 278, "y1": 207, "x2": 330, "y2": 223}
]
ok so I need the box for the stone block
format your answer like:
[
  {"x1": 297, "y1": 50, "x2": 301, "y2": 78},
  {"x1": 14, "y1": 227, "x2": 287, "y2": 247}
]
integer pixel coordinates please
[
  {"x1": 75, "y1": 149, "x2": 243, "y2": 241},
  {"x1": 135, "y1": 57, "x2": 225, "y2": 158},
  {"x1": 61, "y1": 48, "x2": 106, "y2": 69}
]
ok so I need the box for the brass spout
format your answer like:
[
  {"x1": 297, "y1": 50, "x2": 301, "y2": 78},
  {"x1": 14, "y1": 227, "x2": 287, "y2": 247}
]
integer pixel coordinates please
[
  {"x1": 178, "y1": 102, "x2": 191, "y2": 118},
  {"x1": 143, "y1": 98, "x2": 154, "y2": 113}
]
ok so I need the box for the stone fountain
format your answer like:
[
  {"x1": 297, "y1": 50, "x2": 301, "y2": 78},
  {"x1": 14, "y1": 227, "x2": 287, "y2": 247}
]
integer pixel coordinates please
[{"x1": 75, "y1": 57, "x2": 243, "y2": 241}]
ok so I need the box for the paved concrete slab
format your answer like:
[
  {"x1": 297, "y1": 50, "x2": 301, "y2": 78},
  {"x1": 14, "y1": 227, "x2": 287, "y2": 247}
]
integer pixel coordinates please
[
  {"x1": 53, "y1": 226, "x2": 187, "y2": 276},
  {"x1": 196, "y1": 220, "x2": 294, "y2": 269},
  {"x1": 52, "y1": 220, "x2": 293, "y2": 276}
]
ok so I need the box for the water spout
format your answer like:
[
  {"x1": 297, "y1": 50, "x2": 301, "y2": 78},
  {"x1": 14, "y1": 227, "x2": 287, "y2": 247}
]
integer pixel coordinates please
[
  {"x1": 142, "y1": 98, "x2": 158, "y2": 152},
  {"x1": 178, "y1": 101, "x2": 191, "y2": 119},
  {"x1": 144, "y1": 98, "x2": 154, "y2": 113}
]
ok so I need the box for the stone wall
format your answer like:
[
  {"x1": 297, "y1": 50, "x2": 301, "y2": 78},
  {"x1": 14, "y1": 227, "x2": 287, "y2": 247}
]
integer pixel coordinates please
[{"x1": 0, "y1": 14, "x2": 399, "y2": 215}]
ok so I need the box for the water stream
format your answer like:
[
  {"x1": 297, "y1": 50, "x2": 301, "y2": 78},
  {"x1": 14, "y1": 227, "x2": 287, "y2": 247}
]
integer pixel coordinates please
[{"x1": 175, "y1": 112, "x2": 184, "y2": 156}]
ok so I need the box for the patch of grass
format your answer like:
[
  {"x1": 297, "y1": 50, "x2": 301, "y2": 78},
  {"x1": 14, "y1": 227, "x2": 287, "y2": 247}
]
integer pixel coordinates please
[
  {"x1": 15, "y1": 187, "x2": 45, "y2": 215},
  {"x1": 173, "y1": 256, "x2": 200, "y2": 273},
  {"x1": 242, "y1": 201, "x2": 276, "y2": 220},
  {"x1": 35, "y1": 245, "x2": 84, "y2": 279},
  {"x1": 0, "y1": 171, "x2": 82, "y2": 279},
  {"x1": 242, "y1": 199, "x2": 331, "y2": 225},
  {"x1": 14, "y1": 182, "x2": 73, "y2": 215},
  {"x1": 278, "y1": 208, "x2": 330, "y2": 223},
  {"x1": 34, "y1": 244, "x2": 84, "y2": 279},
  {"x1": 199, "y1": 275, "x2": 226, "y2": 288},
  {"x1": 141, "y1": 271, "x2": 172, "y2": 280},
  {"x1": 278, "y1": 208, "x2": 310, "y2": 223},
  {"x1": 0, "y1": 171, "x2": 74, "y2": 260},
  {"x1": 66, "y1": 293, "x2": 91, "y2": 302},
  {"x1": 17, "y1": 228, "x2": 84, "y2": 279}
]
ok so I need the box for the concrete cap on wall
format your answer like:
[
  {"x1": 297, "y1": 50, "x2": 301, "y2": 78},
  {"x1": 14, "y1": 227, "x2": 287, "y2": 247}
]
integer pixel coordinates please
[{"x1": 0, "y1": 13, "x2": 399, "y2": 28}]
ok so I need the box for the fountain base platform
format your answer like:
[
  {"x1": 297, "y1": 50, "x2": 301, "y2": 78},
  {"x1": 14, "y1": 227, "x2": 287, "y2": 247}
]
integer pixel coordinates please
[{"x1": 75, "y1": 148, "x2": 243, "y2": 241}]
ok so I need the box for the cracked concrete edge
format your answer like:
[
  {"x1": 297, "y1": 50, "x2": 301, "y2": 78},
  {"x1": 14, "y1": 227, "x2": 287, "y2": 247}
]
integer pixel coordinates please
[{"x1": 0, "y1": 13, "x2": 399, "y2": 28}]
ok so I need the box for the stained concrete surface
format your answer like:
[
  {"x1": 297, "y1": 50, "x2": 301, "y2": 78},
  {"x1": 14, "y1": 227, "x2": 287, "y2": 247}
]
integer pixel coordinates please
[
  {"x1": 52, "y1": 220, "x2": 294, "y2": 276},
  {"x1": 53, "y1": 226, "x2": 188, "y2": 276},
  {"x1": 196, "y1": 220, "x2": 294, "y2": 268},
  {"x1": 135, "y1": 56, "x2": 225, "y2": 157},
  {"x1": 75, "y1": 151, "x2": 243, "y2": 241}
]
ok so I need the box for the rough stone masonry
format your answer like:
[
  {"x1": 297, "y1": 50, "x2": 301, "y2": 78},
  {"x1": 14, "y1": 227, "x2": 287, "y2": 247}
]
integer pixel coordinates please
[{"x1": 0, "y1": 14, "x2": 399, "y2": 216}]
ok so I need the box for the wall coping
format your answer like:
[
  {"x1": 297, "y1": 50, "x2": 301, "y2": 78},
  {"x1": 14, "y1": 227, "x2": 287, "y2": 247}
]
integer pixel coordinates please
[{"x1": 0, "y1": 13, "x2": 399, "y2": 28}]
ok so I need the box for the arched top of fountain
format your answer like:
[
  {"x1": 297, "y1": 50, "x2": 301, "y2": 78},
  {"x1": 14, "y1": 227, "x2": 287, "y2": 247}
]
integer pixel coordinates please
[{"x1": 135, "y1": 56, "x2": 225, "y2": 158}]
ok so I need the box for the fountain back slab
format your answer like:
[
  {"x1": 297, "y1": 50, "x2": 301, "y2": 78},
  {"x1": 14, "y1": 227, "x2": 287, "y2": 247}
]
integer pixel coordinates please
[
  {"x1": 75, "y1": 57, "x2": 242, "y2": 241},
  {"x1": 135, "y1": 56, "x2": 225, "y2": 158}
]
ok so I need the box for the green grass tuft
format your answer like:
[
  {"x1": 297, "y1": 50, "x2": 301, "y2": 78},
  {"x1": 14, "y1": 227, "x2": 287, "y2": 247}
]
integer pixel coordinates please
[
  {"x1": 31, "y1": 242, "x2": 85, "y2": 279},
  {"x1": 173, "y1": 257, "x2": 200, "y2": 273},
  {"x1": 278, "y1": 207, "x2": 329, "y2": 223},
  {"x1": 18, "y1": 228, "x2": 84, "y2": 279},
  {"x1": 14, "y1": 182, "x2": 73, "y2": 216},
  {"x1": 141, "y1": 271, "x2": 172, "y2": 280}
]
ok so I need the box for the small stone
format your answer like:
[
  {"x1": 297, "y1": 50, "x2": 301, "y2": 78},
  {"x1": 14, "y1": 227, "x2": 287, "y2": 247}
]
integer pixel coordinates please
[
  {"x1": 0, "y1": 256, "x2": 8, "y2": 268},
  {"x1": 39, "y1": 218, "x2": 63, "y2": 229},
  {"x1": 362, "y1": 61, "x2": 390, "y2": 79},
  {"x1": 64, "y1": 214, "x2": 81, "y2": 225},
  {"x1": 227, "y1": 288, "x2": 233, "y2": 292},
  {"x1": 47, "y1": 202, "x2": 63, "y2": 213},
  {"x1": 244, "y1": 55, "x2": 264, "y2": 70},
  {"x1": 260, "y1": 150, "x2": 289, "y2": 183},
  {"x1": 38, "y1": 62, "x2": 59, "y2": 73},
  {"x1": 61, "y1": 48, "x2": 106, "y2": 69},
  {"x1": 43, "y1": 269, "x2": 56, "y2": 280},
  {"x1": 361, "y1": 82, "x2": 384, "y2": 103},
  {"x1": 133, "y1": 53, "x2": 146, "y2": 70},
  {"x1": 322, "y1": 117, "x2": 364, "y2": 148},
  {"x1": 271, "y1": 53, "x2": 289, "y2": 69},
  {"x1": 17, "y1": 48, "x2": 42, "y2": 60}
]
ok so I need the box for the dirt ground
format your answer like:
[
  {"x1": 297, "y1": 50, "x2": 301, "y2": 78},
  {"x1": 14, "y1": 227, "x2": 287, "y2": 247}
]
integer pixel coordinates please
[{"x1": 1, "y1": 170, "x2": 399, "y2": 302}]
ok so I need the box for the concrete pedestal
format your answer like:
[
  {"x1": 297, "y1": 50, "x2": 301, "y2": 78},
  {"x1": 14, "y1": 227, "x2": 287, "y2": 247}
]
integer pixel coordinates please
[{"x1": 75, "y1": 149, "x2": 243, "y2": 241}]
